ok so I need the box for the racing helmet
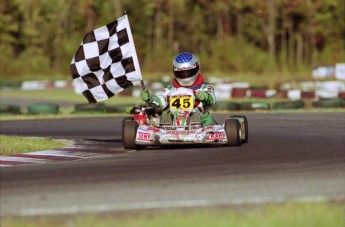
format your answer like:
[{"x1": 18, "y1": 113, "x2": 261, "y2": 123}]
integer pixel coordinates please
[{"x1": 172, "y1": 52, "x2": 199, "y2": 86}]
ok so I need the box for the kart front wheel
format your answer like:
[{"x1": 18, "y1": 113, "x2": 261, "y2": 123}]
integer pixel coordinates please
[
  {"x1": 230, "y1": 115, "x2": 248, "y2": 143},
  {"x1": 225, "y1": 119, "x2": 241, "y2": 146},
  {"x1": 122, "y1": 117, "x2": 134, "y2": 140},
  {"x1": 123, "y1": 120, "x2": 138, "y2": 149}
]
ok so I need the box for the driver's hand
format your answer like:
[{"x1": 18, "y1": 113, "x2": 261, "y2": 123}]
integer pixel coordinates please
[
  {"x1": 196, "y1": 90, "x2": 208, "y2": 101},
  {"x1": 140, "y1": 89, "x2": 151, "y2": 102}
]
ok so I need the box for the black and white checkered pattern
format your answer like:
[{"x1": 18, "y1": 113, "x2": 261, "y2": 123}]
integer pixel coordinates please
[{"x1": 70, "y1": 15, "x2": 142, "y2": 103}]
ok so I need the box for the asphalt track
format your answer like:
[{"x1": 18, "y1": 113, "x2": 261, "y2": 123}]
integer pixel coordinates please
[{"x1": 0, "y1": 112, "x2": 344, "y2": 216}]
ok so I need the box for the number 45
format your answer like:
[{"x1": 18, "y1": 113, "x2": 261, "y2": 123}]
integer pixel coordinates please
[{"x1": 172, "y1": 98, "x2": 191, "y2": 109}]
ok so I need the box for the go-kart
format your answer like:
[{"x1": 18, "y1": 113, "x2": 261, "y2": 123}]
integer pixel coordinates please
[{"x1": 122, "y1": 87, "x2": 248, "y2": 149}]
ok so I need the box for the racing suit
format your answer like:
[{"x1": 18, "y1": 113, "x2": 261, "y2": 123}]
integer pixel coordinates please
[{"x1": 141, "y1": 74, "x2": 216, "y2": 126}]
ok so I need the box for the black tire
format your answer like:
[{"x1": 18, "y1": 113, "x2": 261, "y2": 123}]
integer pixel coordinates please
[
  {"x1": 230, "y1": 115, "x2": 249, "y2": 143},
  {"x1": 123, "y1": 120, "x2": 139, "y2": 149},
  {"x1": 214, "y1": 101, "x2": 229, "y2": 111},
  {"x1": 107, "y1": 104, "x2": 135, "y2": 113},
  {"x1": 238, "y1": 102, "x2": 270, "y2": 111},
  {"x1": 213, "y1": 101, "x2": 240, "y2": 111},
  {"x1": 73, "y1": 103, "x2": 107, "y2": 114},
  {"x1": 122, "y1": 116, "x2": 134, "y2": 140},
  {"x1": 27, "y1": 103, "x2": 59, "y2": 115},
  {"x1": 225, "y1": 118, "x2": 241, "y2": 146},
  {"x1": 312, "y1": 99, "x2": 345, "y2": 108},
  {"x1": 227, "y1": 102, "x2": 240, "y2": 111},
  {"x1": 0, "y1": 104, "x2": 21, "y2": 115},
  {"x1": 273, "y1": 100, "x2": 305, "y2": 110}
]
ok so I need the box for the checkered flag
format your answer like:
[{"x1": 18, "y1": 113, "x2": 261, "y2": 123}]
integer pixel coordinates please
[{"x1": 70, "y1": 15, "x2": 142, "y2": 103}]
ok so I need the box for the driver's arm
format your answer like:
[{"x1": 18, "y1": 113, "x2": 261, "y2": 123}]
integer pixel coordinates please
[{"x1": 140, "y1": 88, "x2": 169, "y2": 110}]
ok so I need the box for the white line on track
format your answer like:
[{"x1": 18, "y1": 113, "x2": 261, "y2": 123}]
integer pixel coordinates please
[
  {"x1": 0, "y1": 164, "x2": 12, "y2": 167},
  {"x1": 18, "y1": 195, "x2": 341, "y2": 216},
  {"x1": 0, "y1": 156, "x2": 57, "y2": 163},
  {"x1": 27, "y1": 150, "x2": 112, "y2": 158},
  {"x1": 0, "y1": 150, "x2": 112, "y2": 167}
]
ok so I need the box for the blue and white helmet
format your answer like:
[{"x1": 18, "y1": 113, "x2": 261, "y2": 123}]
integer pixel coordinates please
[{"x1": 172, "y1": 52, "x2": 199, "y2": 86}]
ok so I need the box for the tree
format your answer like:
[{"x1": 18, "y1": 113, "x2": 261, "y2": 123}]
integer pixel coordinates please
[{"x1": 0, "y1": 0, "x2": 343, "y2": 78}]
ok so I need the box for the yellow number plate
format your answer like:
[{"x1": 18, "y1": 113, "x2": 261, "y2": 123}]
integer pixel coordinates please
[{"x1": 170, "y1": 95, "x2": 194, "y2": 111}]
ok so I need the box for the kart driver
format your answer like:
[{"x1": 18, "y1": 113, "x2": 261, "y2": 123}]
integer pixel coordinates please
[{"x1": 140, "y1": 52, "x2": 216, "y2": 126}]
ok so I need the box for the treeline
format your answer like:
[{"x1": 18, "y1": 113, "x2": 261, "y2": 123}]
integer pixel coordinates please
[{"x1": 0, "y1": 0, "x2": 344, "y2": 79}]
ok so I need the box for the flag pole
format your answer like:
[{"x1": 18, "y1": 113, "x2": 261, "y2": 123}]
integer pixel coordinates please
[{"x1": 141, "y1": 80, "x2": 146, "y2": 90}]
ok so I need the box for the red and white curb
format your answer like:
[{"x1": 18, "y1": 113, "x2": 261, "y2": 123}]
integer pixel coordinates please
[{"x1": 0, "y1": 149, "x2": 112, "y2": 167}]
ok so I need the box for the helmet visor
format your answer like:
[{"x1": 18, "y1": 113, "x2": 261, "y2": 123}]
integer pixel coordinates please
[{"x1": 173, "y1": 65, "x2": 199, "y2": 79}]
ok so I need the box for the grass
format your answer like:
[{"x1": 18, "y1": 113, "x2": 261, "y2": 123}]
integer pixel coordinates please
[
  {"x1": 0, "y1": 135, "x2": 72, "y2": 155},
  {"x1": 0, "y1": 88, "x2": 144, "y2": 105},
  {"x1": 0, "y1": 109, "x2": 130, "y2": 121},
  {"x1": 1, "y1": 202, "x2": 344, "y2": 227},
  {"x1": 0, "y1": 71, "x2": 304, "y2": 87},
  {"x1": 0, "y1": 88, "x2": 142, "y2": 120}
]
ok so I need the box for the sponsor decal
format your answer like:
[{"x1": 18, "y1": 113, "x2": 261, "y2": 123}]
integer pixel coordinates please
[
  {"x1": 165, "y1": 130, "x2": 196, "y2": 135},
  {"x1": 171, "y1": 95, "x2": 191, "y2": 99},
  {"x1": 137, "y1": 132, "x2": 151, "y2": 141},
  {"x1": 146, "y1": 127, "x2": 160, "y2": 133},
  {"x1": 201, "y1": 126, "x2": 215, "y2": 132},
  {"x1": 173, "y1": 64, "x2": 197, "y2": 71},
  {"x1": 176, "y1": 112, "x2": 188, "y2": 119},
  {"x1": 206, "y1": 132, "x2": 226, "y2": 140}
]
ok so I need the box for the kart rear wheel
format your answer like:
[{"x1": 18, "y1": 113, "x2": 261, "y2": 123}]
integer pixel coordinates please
[
  {"x1": 123, "y1": 120, "x2": 138, "y2": 149},
  {"x1": 225, "y1": 119, "x2": 241, "y2": 146},
  {"x1": 230, "y1": 115, "x2": 249, "y2": 143}
]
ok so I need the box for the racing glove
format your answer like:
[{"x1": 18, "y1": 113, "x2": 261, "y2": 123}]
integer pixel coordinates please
[
  {"x1": 196, "y1": 90, "x2": 208, "y2": 101},
  {"x1": 196, "y1": 90, "x2": 214, "y2": 106},
  {"x1": 140, "y1": 89, "x2": 151, "y2": 102},
  {"x1": 140, "y1": 89, "x2": 163, "y2": 109}
]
